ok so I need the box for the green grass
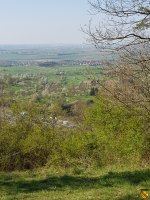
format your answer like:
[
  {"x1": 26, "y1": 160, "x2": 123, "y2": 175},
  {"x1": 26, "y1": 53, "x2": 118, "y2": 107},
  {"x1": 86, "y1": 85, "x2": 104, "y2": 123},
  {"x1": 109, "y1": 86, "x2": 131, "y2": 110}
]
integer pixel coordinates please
[
  {"x1": 0, "y1": 166, "x2": 149, "y2": 200},
  {"x1": 0, "y1": 65, "x2": 103, "y2": 103},
  {"x1": 0, "y1": 65, "x2": 102, "y2": 83}
]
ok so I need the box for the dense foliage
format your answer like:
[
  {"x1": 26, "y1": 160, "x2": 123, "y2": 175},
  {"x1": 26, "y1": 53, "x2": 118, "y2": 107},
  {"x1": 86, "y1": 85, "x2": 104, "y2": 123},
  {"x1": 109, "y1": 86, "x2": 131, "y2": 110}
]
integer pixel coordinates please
[{"x1": 0, "y1": 95, "x2": 149, "y2": 171}]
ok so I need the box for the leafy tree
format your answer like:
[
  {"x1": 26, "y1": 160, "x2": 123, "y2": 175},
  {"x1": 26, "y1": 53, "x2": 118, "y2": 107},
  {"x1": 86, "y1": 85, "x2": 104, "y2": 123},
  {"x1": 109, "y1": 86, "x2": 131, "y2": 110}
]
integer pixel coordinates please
[
  {"x1": 84, "y1": 0, "x2": 150, "y2": 119},
  {"x1": 84, "y1": 2, "x2": 150, "y2": 163},
  {"x1": 90, "y1": 87, "x2": 98, "y2": 96},
  {"x1": 84, "y1": 96, "x2": 147, "y2": 165}
]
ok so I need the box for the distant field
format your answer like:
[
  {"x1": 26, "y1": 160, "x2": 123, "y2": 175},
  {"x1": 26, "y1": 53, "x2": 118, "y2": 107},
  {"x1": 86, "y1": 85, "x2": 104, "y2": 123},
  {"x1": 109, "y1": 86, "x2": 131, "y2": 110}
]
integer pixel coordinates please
[
  {"x1": 0, "y1": 44, "x2": 110, "y2": 104},
  {"x1": 0, "y1": 65, "x2": 103, "y2": 85},
  {"x1": 0, "y1": 45, "x2": 112, "y2": 62},
  {"x1": 0, "y1": 65, "x2": 103, "y2": 104}
]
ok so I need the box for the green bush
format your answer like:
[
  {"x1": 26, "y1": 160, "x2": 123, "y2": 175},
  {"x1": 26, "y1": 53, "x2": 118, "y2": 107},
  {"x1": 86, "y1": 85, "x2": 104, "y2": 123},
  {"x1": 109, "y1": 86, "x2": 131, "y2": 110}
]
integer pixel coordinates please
[
  {"x1": 0, "y1": 97, "x2": 148, "y2": 171},
  {"x1": 84, "y1": 97, "x2": 147, "y2": 166}
]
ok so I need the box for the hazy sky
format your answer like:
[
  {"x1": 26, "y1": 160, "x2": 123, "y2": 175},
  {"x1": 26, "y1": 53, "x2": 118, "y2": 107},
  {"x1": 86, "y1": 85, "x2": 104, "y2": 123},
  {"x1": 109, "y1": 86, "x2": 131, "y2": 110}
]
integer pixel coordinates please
[{"x1": 0, "y1": 0, "x2": 90, "y2": 44}]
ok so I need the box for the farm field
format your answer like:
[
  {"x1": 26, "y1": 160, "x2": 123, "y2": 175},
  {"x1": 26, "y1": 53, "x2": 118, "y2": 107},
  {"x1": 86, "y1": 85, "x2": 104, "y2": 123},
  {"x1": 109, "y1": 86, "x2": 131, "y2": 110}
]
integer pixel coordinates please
[
  {"x1": 0, "y1": 65, "x2": 103, "y2": 104},
  {"x1": 0, "y1": 45, "x2": 107, "y2": 104},
  {"x1": 0, "y1": 45, "x2": 112, "y2": 62}
]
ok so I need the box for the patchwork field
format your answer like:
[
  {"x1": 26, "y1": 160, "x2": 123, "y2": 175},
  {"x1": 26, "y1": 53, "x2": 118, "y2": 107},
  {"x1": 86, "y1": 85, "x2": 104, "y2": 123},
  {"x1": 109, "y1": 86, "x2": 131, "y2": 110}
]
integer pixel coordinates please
[{"x1": 0, "y1": 65, "x2": 103, "y2": 104}]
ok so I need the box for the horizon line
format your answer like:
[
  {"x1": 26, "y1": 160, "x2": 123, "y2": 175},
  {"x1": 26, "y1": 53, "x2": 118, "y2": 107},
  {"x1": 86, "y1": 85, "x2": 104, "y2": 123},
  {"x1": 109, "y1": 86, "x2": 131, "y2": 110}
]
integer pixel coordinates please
[{"x1": 0, "y1": 43, "x2": 91, "y2": 46}]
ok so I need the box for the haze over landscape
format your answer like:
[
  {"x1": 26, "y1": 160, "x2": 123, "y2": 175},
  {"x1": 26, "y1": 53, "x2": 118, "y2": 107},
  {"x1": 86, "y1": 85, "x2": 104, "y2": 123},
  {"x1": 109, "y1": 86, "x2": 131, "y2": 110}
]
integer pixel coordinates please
[{"x1": 0, "y1": 1, "x2": 149, "y2": 200}]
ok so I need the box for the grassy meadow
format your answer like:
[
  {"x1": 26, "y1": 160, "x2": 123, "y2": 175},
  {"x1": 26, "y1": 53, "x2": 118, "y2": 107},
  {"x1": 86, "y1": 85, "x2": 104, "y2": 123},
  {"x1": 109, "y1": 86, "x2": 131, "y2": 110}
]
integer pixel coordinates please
[
  {"x1": 0, "y1": 65, "x2": 102, "y2": 104},
  {"x1": 1, "y1": 166, "x2": 150, "y2": 200}
]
